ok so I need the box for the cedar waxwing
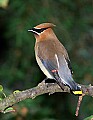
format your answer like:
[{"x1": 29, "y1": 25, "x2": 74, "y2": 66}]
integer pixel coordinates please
[{"x1": 28, "y1": 23, "x2": 82, "y2": 95}]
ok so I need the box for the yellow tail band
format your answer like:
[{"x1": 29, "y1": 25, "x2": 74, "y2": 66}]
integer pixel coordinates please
[{"x1": 72, "y1": 90, "x2": 82, "y2": 95}]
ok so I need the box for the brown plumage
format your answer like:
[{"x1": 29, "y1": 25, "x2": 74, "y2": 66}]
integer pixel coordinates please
[{"x1": 28, "y1": 23, "x2": 82, "y2": 95}]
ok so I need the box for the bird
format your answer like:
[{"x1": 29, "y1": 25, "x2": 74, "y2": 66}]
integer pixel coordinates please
[{"x1": 28, "y1": 23, "x2": 82, "y2": 95}]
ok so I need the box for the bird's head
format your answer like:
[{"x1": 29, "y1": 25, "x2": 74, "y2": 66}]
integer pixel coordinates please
[{"x1": 28, "y1": 23, "x2": 56, "y2": 42}]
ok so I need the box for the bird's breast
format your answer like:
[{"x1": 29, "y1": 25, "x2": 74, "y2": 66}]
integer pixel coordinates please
[{"x1": 35, "y1": 52, "x2": 53, "y2": 79}]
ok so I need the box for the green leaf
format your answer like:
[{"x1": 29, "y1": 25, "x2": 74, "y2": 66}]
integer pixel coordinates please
[
  {"x1": 13, "y1": 90, "x2": 21, "y2": 94},
  {"x1": 0, "y1": 85, "x2": 3, "y2": 92},
  {"x1": 84, "y1": 115, "x2": 93, "y2": 120},
  {"x1": 0, "y1": 98, "x2": 2, "y2": 101},
  {"x1": 4, "y1": 107, "x2": 15, "y2": 113},
  {"x1": 0, "y1": 0, "x2": 9, "y2": 8}
]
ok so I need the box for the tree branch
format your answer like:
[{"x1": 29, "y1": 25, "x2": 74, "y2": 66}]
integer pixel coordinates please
[{"x1": 0, "y1": 80, "x2": 93, "y2": 113}]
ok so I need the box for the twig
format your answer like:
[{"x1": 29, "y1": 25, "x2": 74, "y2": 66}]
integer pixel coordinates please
[
  {"x1": 75, "y1": 94, "x2": 85, "y2": 116},
  {"x1": 0, "y1": 80, "x2": 93, "y2": 113}
]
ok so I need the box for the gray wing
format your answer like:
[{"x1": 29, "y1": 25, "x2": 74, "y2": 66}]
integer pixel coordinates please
[
  {"x1": 57, "y1": 55, "x2": 77, "y2": 90},
  {"x1": 39, "y1": 54, "x2": 77, "y2": 90}
]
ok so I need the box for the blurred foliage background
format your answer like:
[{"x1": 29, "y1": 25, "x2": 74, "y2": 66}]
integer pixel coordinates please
[{"x1": 0, "y1": 0, "x2": 93, "y2": 120}]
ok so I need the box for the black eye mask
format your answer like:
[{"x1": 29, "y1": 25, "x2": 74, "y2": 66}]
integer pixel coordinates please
[{"x1": 32, "y1": 27, "x2": 49, "y2": 33}]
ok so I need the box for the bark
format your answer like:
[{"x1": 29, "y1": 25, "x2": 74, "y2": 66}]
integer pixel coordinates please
[{"x1": 0, "y1": 80, "x2": 93, "y2": 113}]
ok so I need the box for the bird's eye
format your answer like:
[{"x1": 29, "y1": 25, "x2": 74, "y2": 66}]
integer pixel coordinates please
[{"x1": 32, "y1": 27, "x2": 48, "y2": 33}]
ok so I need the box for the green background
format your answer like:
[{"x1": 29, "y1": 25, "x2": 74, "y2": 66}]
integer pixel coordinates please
[{"x1": 0, "y1": 0, "x2": 93, "y2": 120}]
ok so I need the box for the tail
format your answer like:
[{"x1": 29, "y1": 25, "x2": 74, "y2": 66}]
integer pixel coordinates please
[
  {"x1": 53, "y1": 72, "x2": 82, "y2": 95},
  {"x1": 69, "y1": 81, "x2": 82, "y2": 95},
  {"x1": 56, "y1": 77, "x2": 82, "y2": 95}
]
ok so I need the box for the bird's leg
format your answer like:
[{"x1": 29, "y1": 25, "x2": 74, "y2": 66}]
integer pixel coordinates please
[
  {"x1": 41, "y1": 77, "x2": 56, "y2": 89},
  {"x1": 45, "y1": 78, "x2": 56, "y2": 83}
]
